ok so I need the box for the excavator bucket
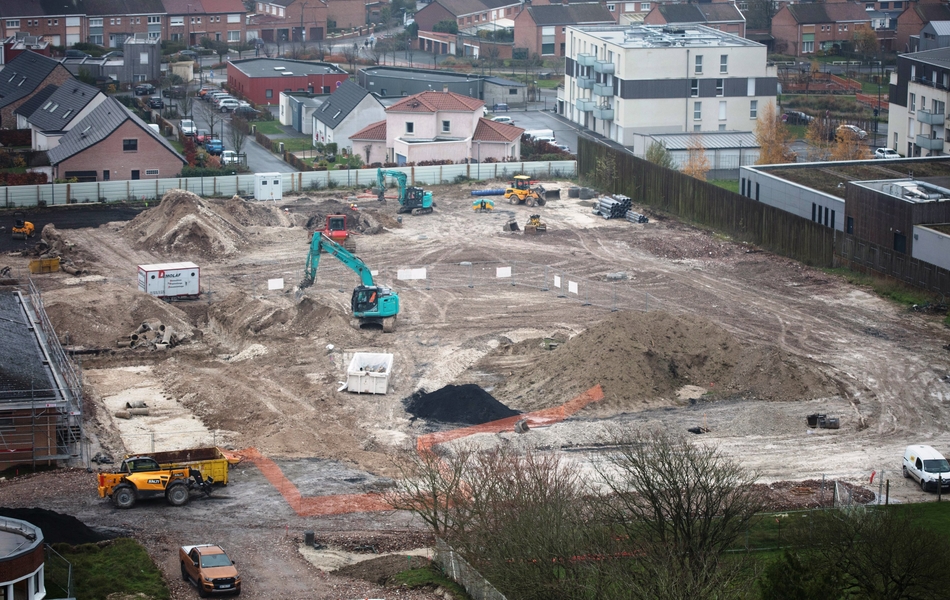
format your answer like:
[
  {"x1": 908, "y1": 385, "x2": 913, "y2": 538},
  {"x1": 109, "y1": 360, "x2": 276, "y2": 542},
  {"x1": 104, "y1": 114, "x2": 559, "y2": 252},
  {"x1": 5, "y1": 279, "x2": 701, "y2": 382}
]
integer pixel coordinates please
[{"x1": 503, "y1": 219, "x2": 520, "y2": 232}]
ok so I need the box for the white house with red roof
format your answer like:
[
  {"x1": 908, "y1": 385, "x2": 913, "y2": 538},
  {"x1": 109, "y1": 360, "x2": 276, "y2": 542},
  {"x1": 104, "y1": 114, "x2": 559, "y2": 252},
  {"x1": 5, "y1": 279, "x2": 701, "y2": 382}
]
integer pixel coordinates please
[{"x1": 349, "y1": 90, "x2": 523, "y2": 166}]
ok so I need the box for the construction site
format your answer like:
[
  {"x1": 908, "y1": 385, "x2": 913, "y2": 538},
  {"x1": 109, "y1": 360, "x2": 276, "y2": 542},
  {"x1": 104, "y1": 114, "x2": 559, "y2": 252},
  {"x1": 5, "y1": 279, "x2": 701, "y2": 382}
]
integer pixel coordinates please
[{"x1": 2, "y1": 173, "x2": 950, "y2": 599}]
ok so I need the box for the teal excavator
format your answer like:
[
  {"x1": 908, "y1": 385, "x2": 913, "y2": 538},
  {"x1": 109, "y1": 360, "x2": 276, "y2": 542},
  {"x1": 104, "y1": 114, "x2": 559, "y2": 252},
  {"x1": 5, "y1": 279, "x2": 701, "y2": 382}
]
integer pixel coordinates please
[
  {"x1": 376, "y1": 168, "x2": 434, "y2": 215},
  {"x1": 299, "y1": 232, "x2": 399, "y2": 332}
]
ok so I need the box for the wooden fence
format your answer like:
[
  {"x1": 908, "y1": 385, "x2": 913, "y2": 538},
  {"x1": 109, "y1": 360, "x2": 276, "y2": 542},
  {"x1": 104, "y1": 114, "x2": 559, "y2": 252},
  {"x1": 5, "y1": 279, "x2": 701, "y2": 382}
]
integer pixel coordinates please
[
  {"x1": 577, "y1": 138, "x2": 835, "y2": 267},
  {"x1": 835, "y1": 232, "x2": 950, "y2": 295}
]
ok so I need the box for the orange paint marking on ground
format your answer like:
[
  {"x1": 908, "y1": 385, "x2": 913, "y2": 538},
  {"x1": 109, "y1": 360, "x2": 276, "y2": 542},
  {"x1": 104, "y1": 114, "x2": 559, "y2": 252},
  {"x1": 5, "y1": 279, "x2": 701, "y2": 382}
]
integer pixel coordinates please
[
  {"x1": 417, "y1": 385, "x2": 604, "y2": 452},
  {"x1": 235, "y1": 385, "x2": 604, "y2": 516}
]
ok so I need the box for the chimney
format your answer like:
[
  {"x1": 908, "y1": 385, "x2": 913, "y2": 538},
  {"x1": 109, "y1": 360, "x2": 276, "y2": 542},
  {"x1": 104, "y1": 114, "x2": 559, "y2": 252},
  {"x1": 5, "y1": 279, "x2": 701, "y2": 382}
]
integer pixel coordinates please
[{"x1": 443, "y1": 84, "x2": 449, "y2": 92}]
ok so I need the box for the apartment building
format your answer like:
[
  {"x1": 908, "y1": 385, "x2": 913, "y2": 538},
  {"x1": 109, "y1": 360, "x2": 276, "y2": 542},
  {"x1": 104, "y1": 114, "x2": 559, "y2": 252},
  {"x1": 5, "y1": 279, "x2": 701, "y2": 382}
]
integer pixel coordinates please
[
  {"x1": 560, "y1": 24, "x2": 776, "y2": 147},
  {"x1": 162, "y1": 0, "x2": 247, "y2": 46},
  {"x1": 888, "y1": 47, "x2": 950, "y2": 157}
]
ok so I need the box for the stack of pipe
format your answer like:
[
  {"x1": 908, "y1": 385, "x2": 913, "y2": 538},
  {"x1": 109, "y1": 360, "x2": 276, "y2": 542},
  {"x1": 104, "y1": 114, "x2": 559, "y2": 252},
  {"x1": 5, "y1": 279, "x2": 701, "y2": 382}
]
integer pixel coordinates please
[
  {"x1": 596, "y1": 195, "x2": 632, "y2": 219},
  {"x1": 625, "y1": 210, "x2": 649, "y2": 224}
]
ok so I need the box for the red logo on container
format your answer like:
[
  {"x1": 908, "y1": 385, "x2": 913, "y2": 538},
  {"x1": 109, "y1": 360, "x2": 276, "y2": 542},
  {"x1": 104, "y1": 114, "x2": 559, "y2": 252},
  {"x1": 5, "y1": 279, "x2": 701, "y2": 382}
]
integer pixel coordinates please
[{"x1": 158, "y1": 271, "x2": 165, "y2": 278}]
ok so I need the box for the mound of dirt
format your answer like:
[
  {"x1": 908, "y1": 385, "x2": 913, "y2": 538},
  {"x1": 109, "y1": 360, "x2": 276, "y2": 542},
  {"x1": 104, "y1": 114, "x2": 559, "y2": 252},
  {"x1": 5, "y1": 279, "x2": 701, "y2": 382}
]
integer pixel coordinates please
[
  {"x1": 405, "y1": 384, "x2": 520, "y2": 425},
  {"x1": 220, "y1": 195, "x2": 294, "y2": 228},
  {"x1": 123, "y1": 189, "x2": 249, "y2": 259},
  {"x1": 334, "y1": 554, "x2": 431, "y2": 585},
  {"x1": 0, "y1": 507, "x2": 110, "y2": 545},
  {"x1": 298, "y1": 199, "x2": 398, "y2": 236},
  {"x1": 207, "y1": 293, "x2": 355, "y2": 345},
  {"x1": 42, "y1": 283, "x2": 197, "y2": 349},
  {"x1": 476, "y1": 311, "x2": 835, "y2": 413}
]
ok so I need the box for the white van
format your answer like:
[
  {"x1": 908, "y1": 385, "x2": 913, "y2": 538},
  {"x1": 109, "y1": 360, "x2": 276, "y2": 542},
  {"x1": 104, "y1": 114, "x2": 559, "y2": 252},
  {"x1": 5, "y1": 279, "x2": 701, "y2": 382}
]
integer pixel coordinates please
[
  {"x1": 524, "y1": 129, "x2": 555, "y2": 140},
  {"x1": 903, "y1": 445, "x2": 950, "y2": 492},
  {"x1": 533, "y1": 136, "x2": 557, "y2": 145}
]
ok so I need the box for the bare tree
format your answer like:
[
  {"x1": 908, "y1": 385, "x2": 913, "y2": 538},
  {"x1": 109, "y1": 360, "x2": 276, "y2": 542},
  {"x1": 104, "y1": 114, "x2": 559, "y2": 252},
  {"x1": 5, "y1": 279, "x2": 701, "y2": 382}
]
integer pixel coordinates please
[
  {"x1": 369, "y1": 40, "x2": 385, "y2": 65},
  {"x1": 229, "y1": 115, "x2": 250, "y2": 155},
  {"x1": 485, "y1": 45, "x2": 500, "y2": 76},
  {"x1": 178, "y1": 93, "x2": 194, "y2": 119},
  {"x1": 385, "y1": 445, "x2": 473, "y2": 536},
  {"x1": 593, "y1": 428, "x2": 764, "y2": 600},
  {"x1": 754, "y1": 101, "x2": 795, "y2": 165},
  {"x1": 342, "y1": 42, "x2": 359, "y2": 74}
]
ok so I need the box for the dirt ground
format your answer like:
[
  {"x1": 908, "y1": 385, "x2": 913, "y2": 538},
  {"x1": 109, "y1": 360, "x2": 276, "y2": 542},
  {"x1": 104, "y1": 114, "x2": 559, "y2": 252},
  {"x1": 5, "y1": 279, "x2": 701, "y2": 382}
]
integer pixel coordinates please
[{"x1": 3, "y1": 179, "x2": 950, "y2": 598}]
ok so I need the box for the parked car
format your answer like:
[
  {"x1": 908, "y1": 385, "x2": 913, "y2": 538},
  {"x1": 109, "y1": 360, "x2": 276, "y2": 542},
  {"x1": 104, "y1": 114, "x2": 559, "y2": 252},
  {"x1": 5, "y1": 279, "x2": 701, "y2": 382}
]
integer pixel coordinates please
[
  {"x1": 134, "y1": 83, "x2": 156, "y2": 96},
  {"x1": 180, "y1": 119, "x2": 197, "y2": 136},
  {"x1": 205, "y1": 139, "x2": 224, "y2": 155},
  {"x1": 148, "y1": 97, "x2": 164, "y2": 109},
  {"x1": 211, "y1": 94, "x2": 234, "y2": 108},
  {"x1": 65, "y1": 49, "x2": 90, "y2": 59},
  {"x1": 178, "y1": 50, "x2": 199, "y2": 61},
  {"x1": 837, "y1": 124, "x2": 867, "y2": 140},
  {"x1": 218, "y1": 98, "x2": 241, "y2": 112},
  {"x1": 209, "y1": 91, "x2": 230, "y2": 102},
  {"x1": 555, "y1": 143, "x2": 572, "y2": 154},
  {"x1": 782, "y1": 110, "x2": 814, "y2": 125},
  {"x1": 162, "y1": 85, "x2": 187, "y2": 99},
  {"x1": 221, "y1": 150, "x2": 241, "y2": 165},
  {"x1": 194, "y1": 129, "x2": 211, "y2": 145},
  {"x1": 493, "y1": 103, "x2": 509, "y2": 112},
  {"x1": 198, "y1": 87, "x2": 217, "y2": 99},
  {"x1": 874, "y1": 147, "x2": 900, "y2": 159},
  {"x1": 491, "y1": 116, "x2": 514, "y2": 125},
  {"x1": 232, "y1": 106, "x2": 261, "y2": 119},
  {"x1": 903, "y1": 445, "x2": 950, "y2": 492}
]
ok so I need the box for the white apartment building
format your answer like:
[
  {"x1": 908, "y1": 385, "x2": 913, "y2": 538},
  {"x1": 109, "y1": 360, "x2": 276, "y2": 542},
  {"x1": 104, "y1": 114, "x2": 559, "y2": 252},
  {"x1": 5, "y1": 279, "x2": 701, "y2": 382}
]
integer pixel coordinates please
[
  {"x1": 561, "y1": 24, "x2": 777, "y2": 150},
  {"x1": 888, "y1": 48, "x2": 950, "y2": 158}
]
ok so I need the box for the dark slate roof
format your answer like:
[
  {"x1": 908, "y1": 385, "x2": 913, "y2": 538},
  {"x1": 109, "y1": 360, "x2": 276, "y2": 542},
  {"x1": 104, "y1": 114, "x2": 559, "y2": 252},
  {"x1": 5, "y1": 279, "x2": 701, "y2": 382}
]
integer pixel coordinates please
[
  {"x1": 0, "y1": 289, "x2": 57, "y2": 402},
  {"x1": 526, "y1": 4, "x2": 615, "y2": 26},
  {"x1": 657, "y1": 4, "x2": 706, "y2": 23},
  {"x1": 14, "y1": 84, "x2": 58, "y2": 118},
  {"x1": 48, "y1": 97, "x2": 186, "y2": 165},
  {"x1": 26, "y1": 80, "x2": 102, "y2": 132},
  {"x1": 84, "y1": 0, "x2": 166, "y2": 15},
  {"x1": 484, "y1": 76, "x2": 524, "y2": 87},
  {"x1": 699, "y1": 3, "x2": 744, "y2": 22},
  {"x1": 0, "y1": 0, "x2": 87, "y2": 18},
  {"x1": 786, "y1": 3, "x2": 869, "y2": 24},
  {"x1": 313, "y1": 79, "x2": 376, "y2": 128},
  {"x1": 0, "y1": 51, "x2": 64, "y2": 109},
  {"x1": 903, "y1": 47, "x2": 950, "y2": 69},
  {"x1": 915, "y1": 3, "x2": 950, "y2": 23}
]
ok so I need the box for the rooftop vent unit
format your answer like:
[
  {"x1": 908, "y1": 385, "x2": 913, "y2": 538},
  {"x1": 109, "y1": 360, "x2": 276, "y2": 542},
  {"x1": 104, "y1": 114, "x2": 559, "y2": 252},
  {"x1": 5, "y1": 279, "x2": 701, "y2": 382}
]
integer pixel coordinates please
[
  {"x1": 274, "y1": 66, "x2": 285, "y2": 70},
  {"x1": 282, "y1": 71, "x2": 293, "y2": 75}
]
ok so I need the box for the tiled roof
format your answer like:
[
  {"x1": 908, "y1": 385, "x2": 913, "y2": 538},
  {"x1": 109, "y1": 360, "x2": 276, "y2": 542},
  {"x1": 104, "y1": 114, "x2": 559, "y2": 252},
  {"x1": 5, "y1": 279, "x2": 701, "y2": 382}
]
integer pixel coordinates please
[
  {"x1": 200, "y1": 0, "x2": 246, "y2": 13},
  {"x1": 525, "y1": 3, "x2": 615, "y2": 26},
  {"x1": 161, "y1": 0, "x2": 205, "y2": 13},
  {"x1": 698, "y1": 3, "x2": 744, "y2": 22},
  {"x1": 473, "y1": 117, "x2": 523, "y2": 142},
  {"x1": 916, "y1": 3, "x2": 950, "y2": 22},
  {"x1": 84, "y1": 0, "x2": 167, "y2": 15},
  {"x1": 433, "y1": 0, "x2": 488, "y2": 18},
  {"x1": 0, "y1": 51, "x2": 64, "y2": 110},
  {"x1": 48, "y1": 97, "x2": 186, "y2": 165},
  {"x1": 0, "y1": 0, "x2": 86, "y2": 18},
  {"x1": 657, "y1": 3, "x2": 743, "y2": 24},
  {"x1": 786, "y1": 3, "x2": 869, "y2": 24},
  {"x1": 350, "y1": 119, "x2": 386, "y2": 140},
  {"x1": 14, "y1": 84, "x2": 57, "y2": 118},
  {"x1": 387, "y1": 90, "x2": 484, "y2": 113},
  {"x1": 26, "y1": 80, "x2": 102, "y2": 132},
  {"x1": 313, "y1": 79, "x2": 376, "y2": 128}
]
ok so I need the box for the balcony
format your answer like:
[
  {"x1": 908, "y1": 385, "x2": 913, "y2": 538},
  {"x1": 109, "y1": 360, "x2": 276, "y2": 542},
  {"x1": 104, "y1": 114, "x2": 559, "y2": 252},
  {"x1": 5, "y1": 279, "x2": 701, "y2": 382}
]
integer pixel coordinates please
[
  {"x1": 593, "y1": 83, "x2": 613, "y2": 96},
  {"x1": 577, "y1": 76, "x2": 594, "y2": 90},
  {"x1": 576, "y1": 98, "x2": 595, "y2": 112},
  {"x1": 576, "y1": 53, "x2": 596, "y2": 67},
  {"x1": 593, "y1": 60, "x2": 615, "y2": 74},
  {"x1": 593, "y1": 106, "x2": 614, "y2": 121},
  {"x1": 917, "y1": 109, "x2": 944, "y2": 125},
  {"x1": 916, "y1": 134, "x2": 944, "y2": 151}
]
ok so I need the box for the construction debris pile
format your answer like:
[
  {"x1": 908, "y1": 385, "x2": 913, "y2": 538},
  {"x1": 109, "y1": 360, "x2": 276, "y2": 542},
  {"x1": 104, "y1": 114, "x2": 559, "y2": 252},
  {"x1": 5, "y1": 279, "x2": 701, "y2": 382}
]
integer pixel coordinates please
[
  {"x1": 118, "y1": 319, "x2": 179, "y2": 350},
  {"x1": 404, "y1": 384, "x2": 521, "y2": 426},
  {"x1": 10, "y1": 224, "x2": 88, "y2": 275}
]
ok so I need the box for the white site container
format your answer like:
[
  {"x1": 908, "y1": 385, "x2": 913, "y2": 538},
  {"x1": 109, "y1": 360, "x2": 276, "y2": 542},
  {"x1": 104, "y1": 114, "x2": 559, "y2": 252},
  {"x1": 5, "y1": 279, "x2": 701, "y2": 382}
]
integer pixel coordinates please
[
  {"x1": 137, "y1": 262, "x2": 200, "y2": 299},
  {"x1": 255, "y1": 172, "x2": 283, "y2": 201},
  {"x1": 346, "y1": 352, "x2": 394, "y2": 395}
]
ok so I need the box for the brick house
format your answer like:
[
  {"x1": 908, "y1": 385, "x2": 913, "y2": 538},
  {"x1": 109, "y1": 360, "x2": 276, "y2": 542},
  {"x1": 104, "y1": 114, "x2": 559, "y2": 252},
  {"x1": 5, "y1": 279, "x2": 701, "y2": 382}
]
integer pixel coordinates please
[
  {"x1": 251, "y1": 0, "x2": 328, "y2": 42},
  {"x1": 227, "y1": 57, "x2": 347, "y2": 104},
  {"x1": 20, "y1": 80, "x2": 107, "y2": 150},
  {"x1": 0, "y1": 50, "x2": 74, "y2": 130},
  {"x1": 514, "y1": 3, "x2": 614, "y2": 59},
  {"x1": 771, "y1": 2, "x2": 872, "y2": 57},
  {"x1": 413, "y1": 0, "x2": 521, "y2": 33},
  {"x1": 643, "y1": 3, "x2": 746, "y2": 38},
  {"x1": 349, "y1": 89, "x2": 522, "y2": 165},
  {"x1": 0, "y1": 4, "x2": 85, "y2": 47},
  {"x1": 897, "y1": 1, "x2": 950, "y2": 53},
  {"x1": 83, "y1": 0, "x2": 166, "y2": 48},
  {"x1": 327, "y1": 0, "x2": 369, "y2": 29},
  {"x1": 160, "y1": 0, "x2": 247, "y2": 45},
  {"x1": 47, "y1": 97, "x2": 187, "y2": 181}
]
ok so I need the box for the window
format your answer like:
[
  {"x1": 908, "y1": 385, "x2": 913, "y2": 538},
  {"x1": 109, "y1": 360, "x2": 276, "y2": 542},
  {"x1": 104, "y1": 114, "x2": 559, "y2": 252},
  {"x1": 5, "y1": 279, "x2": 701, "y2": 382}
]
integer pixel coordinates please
[
  {"x1": 690, "y1": 79, "x2": 698, "y2": 97},
  {"x1": 541, "y1": 26, "x2": 555, "y2": 56},
  {"x1": 196, "y1": 17, "x2": 201, "y2": 23},
  {"x1": 135, "y1": 17, "x2": 140, "y2": 24},
  {"x1": 228, "y1": 13, "x2": 241, "y2": 23},
  {"x1": 802, "y1": 41, "x2": 814, "y2": 53},
  {"x1": 910, "y1": 92, "x2": 916, "y2": 112},
  {"x1": 719, "y1": 124, "x2": 726, "y2": 131},
  {"x1": 54, "y1": 19, "x2": 58, "y2": 25},
  {"x1": 148, "y1": 16, "x2": 160, "y2": 24},
  {"x1": 624, "y1": 2, "x2": 636, "y2": 10},
  {"x1": 693, "y1": 101, "x2": 701, "y2": 120},
  {"x1": 406, "y1": 122, "x2": 414, "y2": 134},
  {"x1": 110, "y1": 18, "x2": 115, "y2": 25},
  {"x1": 90, "y1": 34, "x2": 103, "y2": 44},
  {"x1": 48, "y1": 19, "x2": 52, "y2": 26},
  {"x1": 171, "y1": 16, "x2": 183, "y2": 26},
  {"x1": 228, "y1": 30, "x2": 240, "y2": 41},
  {"x1": 719, "y1": 100, "x2": 726, "y2": 120},
  {"x1": 716, "y1": 78, "x2": 724, "y2": 96},
  {"x1": 116, "y1": 18, "x2": 121, "y2": 25},
  {"x1": 148, "y1": 31, "x2": 160, "y2": 39},
  {"x1": 442, "y1": 120, "x2": 450, "y2": 133},
  {"x1": 90, "y1": 18, "x2": 103, "y2": 27},
  {"x1": 607, "y1": 3, "x2": 615, "y2": 11},
  {"x1": 641, "y1": 2, "x2": 650, "y2": 10},
  {"x1": 695, "y1": 54, "x2": 703, "y2": 74},
  {"x1": 694, "y1": 124, "x2": 701, "y2": 132},
  {"x1": 750, "y1": 99, "x2": 757, "y2": 118},
  {"x1": 720, "y1": 54, "x2": 728, "y2": 74},
  {"x1": 509, "y1": 88, "x2": 518, "y2": 95},
  {"x1": 140, "y1": 52, "x2": 148, "y2": 64},
  {"x1": 847, "y1": 216, "x2": 854, "y2": 234},
  {"x1": 145, "y1": 169, "x2": 159, "y2": 175},
  {"x1": 5, "y1": 20, "x2": 19, "y2": 28},
  {"x1": 265, "y1": 89, "x2": 273, "y2": 98},
  {"x1": 123, "y1": 139, "x2": 138, "y2": 152}
]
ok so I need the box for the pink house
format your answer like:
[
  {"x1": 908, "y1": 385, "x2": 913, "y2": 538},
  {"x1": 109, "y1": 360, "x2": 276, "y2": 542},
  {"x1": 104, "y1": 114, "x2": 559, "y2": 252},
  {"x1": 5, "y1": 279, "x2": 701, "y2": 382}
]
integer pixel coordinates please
[{"x1": 349, "y1": 90, "x2": 524, "y2": 166}]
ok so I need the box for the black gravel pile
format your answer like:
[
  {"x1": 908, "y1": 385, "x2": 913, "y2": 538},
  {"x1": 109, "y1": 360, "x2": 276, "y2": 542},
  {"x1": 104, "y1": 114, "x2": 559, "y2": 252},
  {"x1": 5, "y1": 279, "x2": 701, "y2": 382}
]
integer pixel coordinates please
[
  {"x1": 0, "y1": 507, "x2": 110, "y2": 545},
  {"x1": 404, "y1": 384, "x2": 520, "y2": 425}
]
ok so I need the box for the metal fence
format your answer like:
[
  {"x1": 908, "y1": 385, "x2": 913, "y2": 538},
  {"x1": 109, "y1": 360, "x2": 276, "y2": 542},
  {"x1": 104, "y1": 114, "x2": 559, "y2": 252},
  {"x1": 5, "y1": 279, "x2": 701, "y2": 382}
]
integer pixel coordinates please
[
  {"x1": 0, "y1": 161, "x2": 577, "y2": 208},
  {"x1": 434, "y1": 538, "x2": 507, "y2": 600}
]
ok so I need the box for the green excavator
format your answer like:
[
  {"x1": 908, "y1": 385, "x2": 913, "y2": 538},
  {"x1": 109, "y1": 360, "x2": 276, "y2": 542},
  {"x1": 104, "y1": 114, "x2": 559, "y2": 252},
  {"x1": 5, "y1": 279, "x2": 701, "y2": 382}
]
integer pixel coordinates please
[{"x1": 376, "y1": 168, "x2": 435, "y2": 215}]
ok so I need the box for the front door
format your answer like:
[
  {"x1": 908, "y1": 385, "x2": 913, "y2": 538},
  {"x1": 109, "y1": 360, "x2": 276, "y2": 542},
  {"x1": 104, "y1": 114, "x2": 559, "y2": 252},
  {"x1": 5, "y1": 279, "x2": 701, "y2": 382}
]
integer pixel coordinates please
[{"x1": 102, "y1": 170, "x2": 110, "y2": 181}]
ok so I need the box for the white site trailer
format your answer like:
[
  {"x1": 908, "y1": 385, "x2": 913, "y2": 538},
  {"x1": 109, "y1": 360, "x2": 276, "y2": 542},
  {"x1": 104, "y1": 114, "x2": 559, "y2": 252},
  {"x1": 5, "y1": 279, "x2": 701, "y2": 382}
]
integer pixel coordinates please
[
  {"x1": 137, "y1": 262, "x2": 201, "y2": 299},
  {"x1": 255, "y1": 172, "x2": 283, "y2": 201}
]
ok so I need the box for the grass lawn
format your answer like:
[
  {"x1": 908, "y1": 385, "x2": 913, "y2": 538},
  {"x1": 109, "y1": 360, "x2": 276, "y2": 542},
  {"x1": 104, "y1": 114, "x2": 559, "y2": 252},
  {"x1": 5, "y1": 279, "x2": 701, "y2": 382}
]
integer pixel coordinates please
[
  {"x1": 278, "y1": 138, "x2": 317, "y2": 152},
  {"x1": 48, "y1": 538, "x2": 169, "y2": 600},
  {"x1": 785, "y1": 124, "x2": 808, "y2": 140},
  {"x1": 169, "y1": 139, "x2": 185, "y2": 153},
  {"x1": 0, "y1": 166, "x2": 27, "y2": 174},
  {"x1": 254, "y1": 121, "x2": 284, "y2": 135},
  {"x1": 710, "y1": 179, "x2": 739, "y2": 194}
]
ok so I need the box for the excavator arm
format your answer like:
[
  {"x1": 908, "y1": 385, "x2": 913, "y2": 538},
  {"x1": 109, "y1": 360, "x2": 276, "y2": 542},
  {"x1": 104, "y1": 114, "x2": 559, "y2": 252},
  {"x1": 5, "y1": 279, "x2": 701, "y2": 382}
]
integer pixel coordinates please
[
  {"x1": 377, "y1": 168, "x2": 407, "y2": 203},
  {"x1": 302, "y1": 232, "x2": 374, "y2": 289}
]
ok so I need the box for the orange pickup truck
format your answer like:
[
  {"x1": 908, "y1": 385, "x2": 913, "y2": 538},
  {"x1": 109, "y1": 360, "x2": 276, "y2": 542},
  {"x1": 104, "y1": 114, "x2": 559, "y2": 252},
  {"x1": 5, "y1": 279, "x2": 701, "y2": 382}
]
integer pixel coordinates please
[{"x1": 180, "y1": 544, "x2": 241, "y2": 597}]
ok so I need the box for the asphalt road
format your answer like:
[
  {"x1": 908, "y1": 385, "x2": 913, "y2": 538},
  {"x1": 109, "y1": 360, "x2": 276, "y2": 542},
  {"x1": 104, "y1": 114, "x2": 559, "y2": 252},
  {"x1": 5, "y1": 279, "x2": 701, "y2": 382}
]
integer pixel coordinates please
[
  {"x1": 0, "y1": 205, "x2": 142, "y2": 254},
  {"x1": 190, "y1": 100, "x2": 295, "y2": 173}
]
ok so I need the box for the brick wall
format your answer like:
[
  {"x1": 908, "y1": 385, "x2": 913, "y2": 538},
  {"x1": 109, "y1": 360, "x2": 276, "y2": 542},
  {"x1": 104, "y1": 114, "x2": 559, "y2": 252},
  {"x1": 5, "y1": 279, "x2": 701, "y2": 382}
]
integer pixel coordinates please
[{"x1": 54, "y1": 119, "x2": 185, "y2": 180}]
